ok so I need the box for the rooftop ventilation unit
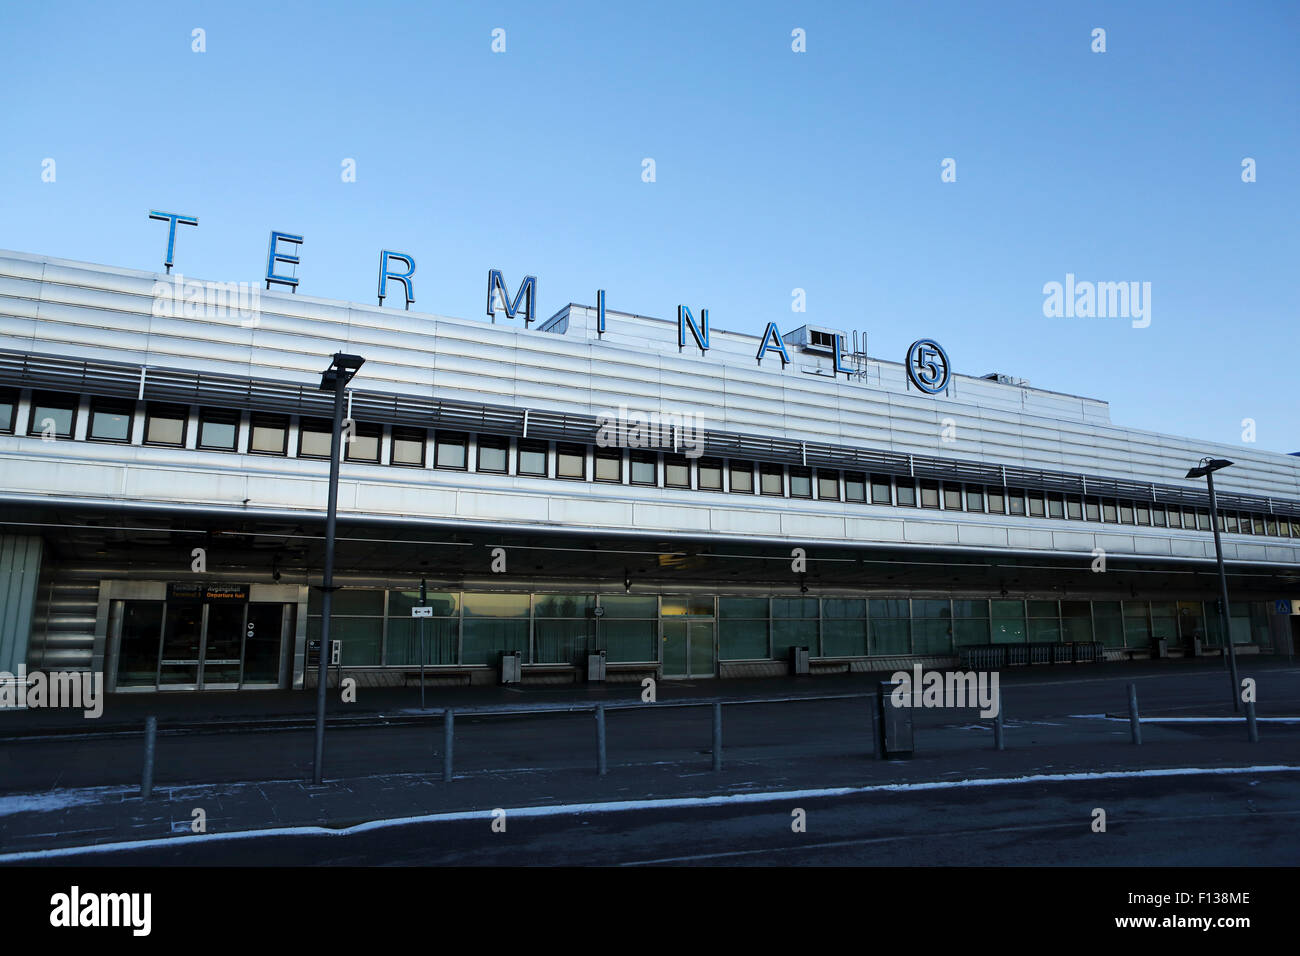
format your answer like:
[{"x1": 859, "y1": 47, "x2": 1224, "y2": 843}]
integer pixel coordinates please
[
  {"x1": 982, "y1": 372, "x2": 1030, "y2": 387},
  {"x1": 786, "y1": 325, "x2": 844, "y2": 355}
]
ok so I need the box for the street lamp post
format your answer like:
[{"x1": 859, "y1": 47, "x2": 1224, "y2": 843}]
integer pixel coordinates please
[
  {"x1": 312, "y1": 352, "x2": 365, "y2": 785},
  {"x1": 1185, "y1": 457, "x2": 1239, "y2": 713}
]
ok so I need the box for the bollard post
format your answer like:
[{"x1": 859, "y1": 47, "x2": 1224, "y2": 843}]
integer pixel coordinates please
[
  {"x1": 870, "y1": 692, "x2": 880, "y2": 759},
  {"x1": 712, "y1": 702, "x2": 722, "y2": 772},
  {"x1": 141, "y1": 715, "x2": 157, "y2": 800},
  {"x1": 595, "y1": 704, "x2": 607, "y2": 776},
  {"x1": 1127, "y1": 682, "x2": 1142, "y2": 745},
  {"x1": 992, "y1": 696, "x2": 1005, "y2": 751},
  {"x1": 443, "y1": 708, "x2": 454, "y2": 782},
  {"x1": 1245, "y1": 700, "x2": 1259, "y2": 743}
]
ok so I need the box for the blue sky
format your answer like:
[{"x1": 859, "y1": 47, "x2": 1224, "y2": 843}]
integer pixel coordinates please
[{"x1": 2, "y1": 1, "x2": 1296, "y2": 453}]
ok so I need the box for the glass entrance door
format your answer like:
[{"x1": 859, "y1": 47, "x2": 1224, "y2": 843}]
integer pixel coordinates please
[
  {"x1": 661, "y1": 620, "x2": 716, "y2": 678},
  {"x1": 113, "y1": 598, "x2": 290, "y2": 690}
]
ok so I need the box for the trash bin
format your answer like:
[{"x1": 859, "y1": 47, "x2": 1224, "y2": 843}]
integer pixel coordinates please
[
  {"x1": 587, "y1": 650, "x2": 607, "y2": 682},
  {"x1": 877, "y1": 680, "x2": 914, "y2": 759},
  {"x1": 1193, "y1": 637, "x2": 1204, "y2": 657},
  {"x1": 790, "y1": 645, "x2": 810, "y2": 675},
  {"x1": 1155, "y1": 638, "x2": 1169, "y2": 659},
  {"x1": 500, "y1": 650, "x2": 522, "y2": 685}
]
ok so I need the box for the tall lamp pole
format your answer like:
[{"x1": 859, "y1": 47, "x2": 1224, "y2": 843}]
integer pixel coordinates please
[
  {"x1": 312, "y1": 352, "x2": 365, "y2": 785},
  {"x1": 1185, "y1": 457, "x2": 1239, "y2": 713}
]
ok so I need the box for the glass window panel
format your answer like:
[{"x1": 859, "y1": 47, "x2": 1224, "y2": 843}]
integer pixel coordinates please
[
  {"x1": 1028, "y1": 600, "x2": 1058, "y2": 617},
  {"x1": 952, "y1": 599, "x2": 989, "y2": 618},
  {"x1": 987, "y1": 490, "x2": 1006, "y2": 514},
  {"x1": 598, "y1": 595, "x2": 658, "y2": 618},
  {"x1": 912, "y1": 599, "x2": 951, "y2": 618},
  {"x1": 1007, "y1": 490, "x2": 1026, "y2": 515},
  {"x1": 719, "y1": 597, "x2": 769, "y2": 618},
  {"x1": 1103, "y1": 500, "x2": 1118, "y2": 522},
  {"x1": 1028, "y1": 494, "x2": 1045, "y2": 517},
  {"x1": 789, "y1": 468, "x2": 812, "y2": 498},
  {"x1": 602, "y1": 620, "x2": 657, "y2": 662},
  {"x1": 662, "y1": 595, "x2": 714, "y2": 616},
  {"x1": 821, "y1": 598, "x2": 867, "y2": 618},
  {"x1": 1136, "y1": 504, "x2": 1151, "y2": 525},
  {"x1": 772, "y1": 618, "x2": 817, "y2": 661},
  {"x1": 436, "y1": 432, "x2": 468, "y2": 470},
  {"x1": 844, "y1": 472, "x2": 866, "y2": 502},
  {"x1": 391, "y1": 426, "x2": 426, "y2": 466},
  {"x1": 1028, "y1": 617, "x2": 1061, "y2": 642},
  {"x1": 1151, "y1": 506, "x2": 1167, "y2": 527},
  {"x1": 89, "y1": 400, "x2": 133, "y2": 442},
  {"x1": 966, "y1": 487, "x2": 985, "y2": 512},
  {"x1": 912, "y1": 618, "x2": 952, "y2": 654},
  {"x1": 298, "y1": 417, "x2": 332, "y2": 458},
  {"x1": 1250, "y1": 514, "x2": 1263, "y2": 534},
  {"x1": 759, "y1": 464, "x2": 783, "y2": 496},
  {"x1": 771, "y1": 597, "x2": 819, "y2": 618},
  {"x1": 870, "y1": 599, "x2": 910, "y2": 618},
  {"x1": 556, "y1": 443, "x2": 586, "y2": 479},
  {"x1": 198, "y1": 409, "x2": 238, "y2": 450},
  {"x1": 991, "y1": 600, "x2": 1026, "y2": 644},
  {"x1": 822, "y1": 619, "x2": 868, "y2": 657},
  {"x1": 250, "y1": 414, "x2": 288, "y2": 454},
  {"x1": 1066, "y1": 497, "x2": 1083, "y2": 519},
  {"x1": 594, "y1": 450, "x2": 622, "y2": 482},
  {"x1": 534, "y1": 593, "x2": 595, "y2": 617},
  {"x1": 943, "y1": 486, "x2": 963, "y2": 510},
  {"x1": 630, "y1": 453, "x2": 657, "y2": 486},
  {"x1": 920, "y1": 481, "x2": 940, "y2": 509},
  {"x1": 29, "y1": 392, "x2": 76, "y2": 438},
  {"x1": 534, "y1": 619, "x2": 595, "y2": 663},
  {"x1": 1093, "y1": 602, "x2": 1125, "y2": 647},
  {"x1": 517, "y1": 439, "x2": 548, "y2": 476},
  {"x1": 665, "y1": 455, "x2": 691, "y2": 488},
  {"x1": 331, "y1": 589, "x2": 385, "y2": 615},
  {"x1": 462, "y1": 592, "x2": 530, "y2": 617},
  {"x1": 697, "y1": 458, "x2": 723, "y2": 491},
  {"x1": 385, "y1": 617, "x2": 458, "y2": 665},
  {"x1": 953, "y1": 619, "x2": 990, "y2": 646},
  {"x1": 478, "y1": 436, "x2": 509, "y2": 473},
  {"x1": 462, "y1": 618, "x2": 529, "y2": 666},
  {"x1": 0, "y1": 389, "x2": 16, "y2": 432},
  {"x1": 387, "y1": 590, "x2": 458, "y2": 617},
  {"x1": 869, "y1": 618, "x2": 910, "y2": 655},
  {"x1": 730, "y1": 461, "x2": 754, "y2": 493},
  {"x1": 345, "y1": 424, "x2": 381, "y2": 463},
  {"x1": 719, "y1": 618, "x2": 768, "y2": 659},
  {"x1": 870, "y1": 475, "x2": 892, "y2": 504},
  {"x1": 1119, "y1": 502, "x2": 1135, "y2": 524},
  {"x1": 1047, "y1": 496, "x2": 1064, "y2": 519},
  {"x1": 817, "y1": 472, "x2": 838, "y2": 499},
  {"x1": 144, "y1": 403, "x2": 187, "y2": 446},
  {"x1": 895, "y1": 482, "x2": 917, "y2": 507},
  {"x1": 329, "y1": 618, "x2": 383, "y2": 665}
]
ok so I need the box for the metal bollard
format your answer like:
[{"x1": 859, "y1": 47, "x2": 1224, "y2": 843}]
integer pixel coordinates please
[
  {"x1": 992, "y1": 697, "x2": 1005, "y2": 751},
  {"x1": 443, "y1": 708, "x2": 454, "y2": 782},
  {"x1": 712, "y1": 702, "x2": 722, "y2": 772},
  {"x1": 1127, "y1": 682, "x2": 1142, "y2": 745},
  {"x1": 870, "y1": 693, "x2": 880, "y2": 758},
  {"x1": 141, "y1": 716, "x2": 157, "y2": 800},
  {"x1": 1245, "y1": 700, "x2": 1259, "y2": 743},
  {"x1": 595, "y1": 704, "x2": 607, "y2": 776}
]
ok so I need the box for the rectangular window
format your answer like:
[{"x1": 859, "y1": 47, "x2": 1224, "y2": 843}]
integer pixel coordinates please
[
  {"x1": 789, "y1": 467, "x2": 812, "y2": 498},
  {"x1": 298, "y1": 417, "x2": 333, "y2": 459},
  {"x1": 943, "y1": 485, "x2": 964, "y2": 511},
  {"x1": 556, "y1": 442, "x2": 586, "y2": 480},
  {"x1": 870, "y1": 474, "x2": 892, "y2": 505},
  {"x1": 0, "y1": 388, "x2": 16, "y2": 433},
  {"x1": 816, "y1": 470, "x2": 838, "y2": 500},
  {"x1": 594, "y1": 447, "x2": 622, "y2": 483},
  {"x1": 344, "y1": 422, "x2": 381, "y2": 463},
  {"x1": 88, "y1": 397, "x2": 134, "y2": 443},
  {"x1": 1151, "y1": 505, "x2": 1167, "y2": 527},
  {"x1": 1265, "y1": 517, "x2": 1278, "y2": 536},
  {"x1": 966, "y1": 487, "x2": 985, "y2": 512},
  {"x1": 1136, "y1": 504, "x2": 1151, "y2": 526},
  {"x1": 1066, "y1": 497, "x2": 1083, "y2": 520},
  {"x1": 630, "y1": 451, "x2": 657, "y2": 486},
  {"x1": 1102, "y1": 499, "x2": 1118, "y2": 523},
  {"x1": 1047, "y1": 495, "x2": 1064, "y2": 519},
  {"x1": 987, "y1": 490, "x2": 1006, "y2": 514},
  {"x1": 477, "y1": 435, "x2": 509, "y2": 473},
  {"x1": 1119, "y1": 501, "x2": 1135, "y2": 524},
  {"x1": 1181, "y1": 507, "x2": 1196, "y2": 529},
  {"x1": 391, "y1": 426, "x2": 426, "y2": 467},
  {"x1": 28, "y1": 391, "x2": 77, "y2": 438},
  {"x1": 517, "y1": 438, "x2": 548, "y2": 477},
  {"x1": 844, "y1": 472, "x2": 866, "y2": 502},
  {"x1": 435, "y1": 431, "x2": 468, "y2": 470},
  {"x1": 730, "y1": 460, "x2": 754, "y2": 494},
  {"x1": 249, "y1": 413, "x2": 289, "y2": 456},
  {"x1": 759, "y1": 463, "x2": 783, "y2": 496},
  {"x1": 664, "y1": 454, "x2": 691, "y2": 489},
  {"x1": 1084, "y1": 498, "x2": 1100, "y2": 522},
  {"x1": 144, "y1": 402, "x2": 187, "y2": 447},
  {"x1": 895, "y1": 480, "x2": 917, "y2": 507},
  {"x1": 1167, "y1": 507, "x2": 1182, "y2": 529},
  {"x1": 197, "y1": 407, "x2": 239, "y2": 450},
  {"x1": 697, "y1": 457, "x2": 723, "y2": 491},
  {"x1": 1226, "y1": 512, "x2": 1239, "y2": 533},
  {"x1": 1198, "y1": 510, "x2": 1211, "y2": 531},
  {"x1": 1028, "y1": 493, "x2": 1045, "y2": 518},
  {"x1": 920, "y1": 480, "x2": 940, "y2": 509},
  {"x1": 1007, "y1": 489, "x2": 1026, "y2": 515}
]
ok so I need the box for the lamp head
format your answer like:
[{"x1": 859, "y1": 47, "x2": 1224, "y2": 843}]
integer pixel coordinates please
[{"x1": 1185, "y1": 457, "x2": 1233, "y2": 479}]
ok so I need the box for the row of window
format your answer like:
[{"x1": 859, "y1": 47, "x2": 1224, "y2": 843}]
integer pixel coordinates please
[
  {"x1": 5, "y1": 388, "x2": 1298, "y2": 538},
  {"x1": 301, "y1": 589, "x2": 1278, "y2": 667}
]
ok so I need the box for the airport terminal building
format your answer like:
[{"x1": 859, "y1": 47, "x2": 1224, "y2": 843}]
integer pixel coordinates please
[{"x1": 0, "y1": 248, "x2": 1297, "y2": 693}]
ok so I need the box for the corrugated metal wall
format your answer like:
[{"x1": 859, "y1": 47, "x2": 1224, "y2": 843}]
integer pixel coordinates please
[
  {"x1": 0, "y1": 535, "x2": 43, "y2": 672},
  {"x1": 26, "y1": 560, "x2": 99, "y2": 672}
]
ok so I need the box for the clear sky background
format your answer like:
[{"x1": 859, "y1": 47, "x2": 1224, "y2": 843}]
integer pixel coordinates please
[{"x1": 2, "y1": 1, "x2": 1296, "y2": 453}]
